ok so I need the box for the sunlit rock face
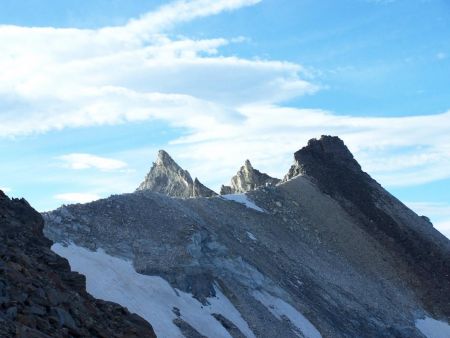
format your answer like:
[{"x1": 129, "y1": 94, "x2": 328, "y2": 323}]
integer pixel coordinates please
[
  {"x1": 137, "y1": 150, "x2": 217, "y2": 198},
  {"x1": 220, "y1": 159, "x2": 280, "y2": 195}
]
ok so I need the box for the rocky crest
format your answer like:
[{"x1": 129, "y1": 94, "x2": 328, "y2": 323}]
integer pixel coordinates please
[
  {"x1": 286, "y1": 135, "x2": 450, "y2": 318},
  {"x1": 43, "y1": 136, "x2": 450, "y2": 337},
  {"x1": 0, "y1": 190, "x2": 156, "y2": 338},
  {"x1": 137, "y1": 150, "x2": 217, "y2": 198},
  {"x1": 220, "y1": 160, "x2": 280, "y2": 194}
]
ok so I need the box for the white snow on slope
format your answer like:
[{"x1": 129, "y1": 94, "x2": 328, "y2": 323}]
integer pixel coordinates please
[
  {"x1": 416, "y1": 317, "x2": 450, "y2": 338},
  {"x1": 246, "y1": 231, "x2": 257, "y2": 241},
  {"x1": 222, "y1": 194, "x2": 266, "y2": 212},
  {"x1": 252, "y1": 290, "x2": 322, "y2": 338},
  {"x1": 52, "y1": 243, "x2": 255, "y2": 338}
]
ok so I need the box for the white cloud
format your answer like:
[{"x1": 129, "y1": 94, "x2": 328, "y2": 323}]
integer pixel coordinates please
[
  {"x1": 0, "y1": 0, "x2": 310, "y2": 138},
  {"x1": 58, "y1": 153, "x2": 128, "y2": 171},
  {"x1": 405, "y1": 202, "x2": 450, "y2": 239},
  {"x1": 54, "y1": 193, "x2": 101, "y2": 204},
  {"x1": 0, "y1": 0, "x2": 449, "y2": 194},
  {"x1": 164, "y1": 105, "x2": 450, "y2": 190},
  {"x1": 0, "y1": 187, "x2": 11, "y2": 193},
  {"x1": 121, "y1": 0, "x2": 262, "y2": 34},
  {"x1": 435, "y1": 220, "x2": 450, "y2": 239},
  {"x1": 406, "y1": 202, "x2": 450, "y2": 219}
]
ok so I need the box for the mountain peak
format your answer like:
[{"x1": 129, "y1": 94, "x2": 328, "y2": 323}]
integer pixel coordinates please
[
  {"x1": 305, "y1": 135, "x2": 357, "y2": 166},
  {"x1": 156, "y1": 149, "x2": 176, "y2": 166},
  {"x1": 220, "y1": 159, "x2": 280, "y2": 194},
  {"x1": 137, "y1": 151, "x2": 217, "y2": 198},
  {"x1": 285, "y1": 135, "x2": 360, "y2": 181},
  {"x1": 243, "y1": 159, "x2": 252, "y2": 169}
]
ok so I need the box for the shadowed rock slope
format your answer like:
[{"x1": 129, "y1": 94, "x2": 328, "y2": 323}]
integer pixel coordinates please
[
  {"x1": 0, "y1": 191, "x2": 156, "y2": 338},
  {"x1": 285, "y1": 135, "x2": 450, "y2": 319},
  {"x1": 44, "y1": 136, "x2": 450, "y2": 337},
  {"x1": 137, "y1": 150, "x2": 217, "y2": 198},
  {"x1": 220, "y1": 160, "x2": 280, "y2": 195}
]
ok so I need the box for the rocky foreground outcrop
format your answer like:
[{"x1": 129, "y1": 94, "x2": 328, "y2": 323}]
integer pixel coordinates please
[
  {"x1": 137, "y1": 150, "x2": 217, "y2": 198},
  {"x1": 0, "y1": 191, "x2": 156, "y2": 338},
  {"x1": 44, "y1": 136, "x2": 450, "y2": 337},
  {"x1": 220, "y1": 160, "x2": 280, "y2": 194}
]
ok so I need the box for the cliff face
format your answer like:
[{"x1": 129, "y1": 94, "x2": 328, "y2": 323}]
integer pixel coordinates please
[
  {"x1": 137, "y1": 150, "x2": 217, "y2": 198},
  {"x1": 0, "y1": 191, "x2": 156, "y2": 338},
  {"x1": 220, "y1": 160, "x2": 280, "y2": 194}
]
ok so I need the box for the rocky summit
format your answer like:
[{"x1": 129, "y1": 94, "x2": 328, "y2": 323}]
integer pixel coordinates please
[
  {"x1": 0, "y1": 191, "x2": 156, "y2": 338},
  {"x1": 137, "y1": 150, "x2": 217, "y2": 198},
  {"x1": 42, "y1": 136, "x2": 450, "y2": 338},
  {"x1": 220, "y1": 160, "x2": 280, "y2": 195}
]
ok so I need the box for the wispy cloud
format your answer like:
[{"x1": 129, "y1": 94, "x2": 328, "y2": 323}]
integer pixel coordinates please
[
  {"x1": 405, "y1": 202, "x2": 450, "y2": 219},
  {"x1": 0, "y1": 187, "x2": 12, "y2": 193},
  {"x1": 165, "y1": 105, "x2": 450, "y2": 189},
  {"x1": 435, "y1": 220, "x2": 450, "y2": 239},
  {"x1": 54, "y1": 193, "x2": 101, "y2": 204},
  {"x1": 405, "y1": 202, "x2": 450, "y2": 239},
  {"x1": 58, "y1": 153, "x2": 128, "y2": 171},
  {"x1": 0, "y1": 0, "x2": 449, "y2": 194},
  {"x1": 120, "y1": 0, "x2": 262, "y2": 34},
  {"x1": 0, "y1": 0, "x2": 308, "y2": 137}
]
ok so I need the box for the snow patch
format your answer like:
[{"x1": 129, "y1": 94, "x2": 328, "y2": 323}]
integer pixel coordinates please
[
  {"x1": 416, "y1": 317, "x2": 450, "y2": 338},
  {"x1": 246, "y1": 231, "x2": 257, "y2": 241},
  {"x1": 222, "y1": 194, "x2": 265, "y2": 212},
  {"x1": 252, "y1": 290, "x2": 322, "y2": 338},
  {"x1": 52, "y1": 243, "x2": 255, "y2": 338}
]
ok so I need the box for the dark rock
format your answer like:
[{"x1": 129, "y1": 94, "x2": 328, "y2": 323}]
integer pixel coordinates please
[
  {"x1": 212, "y1": 313, "x2": 247, "y2": 338},
  {"x1": 172, "y1": 306, "x2": 181, "y2": 317},
  {"x1": 50, "y1": 307, "x2": 76, "y2": 330},
  {"x1": 285, "y1": 135, "x2": 450, "y2": 318},
  {"x1": 173, "y1": 317, "x2": 207, "y2": 338},
  {"x1": 26, "y1": 305, "x2": 46, "y2": 316},
  {"x1": 0, "y1": 191, "x2": 156, "y2": 338}
]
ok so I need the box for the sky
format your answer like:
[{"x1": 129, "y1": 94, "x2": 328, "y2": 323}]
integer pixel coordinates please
[{"x1": 0, "y1": 0, "x2": 449, "y2": 238}]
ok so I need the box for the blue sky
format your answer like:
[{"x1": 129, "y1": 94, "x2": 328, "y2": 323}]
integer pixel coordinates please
[{"x1": 0, "y1": 0, "x2": 449, "y2": 237}]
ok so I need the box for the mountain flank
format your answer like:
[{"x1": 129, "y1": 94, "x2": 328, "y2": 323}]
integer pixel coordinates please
[{"x1": 43, "y1": 135, "x2": 450, "y2": 337}]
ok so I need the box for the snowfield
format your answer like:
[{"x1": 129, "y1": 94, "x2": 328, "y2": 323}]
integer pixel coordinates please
[
  {"x1": 52, "y1": 243, "x2": 255, "y2": 338},
  {"x1": 252, "y1": 290, "x2": 322, "y2": 338},
  {"x1": 415, "y1": 317, "x2": 450, "y2": 338},
  {"x1": 221, "y1": 194, "x2": 266, "y2": 212}
]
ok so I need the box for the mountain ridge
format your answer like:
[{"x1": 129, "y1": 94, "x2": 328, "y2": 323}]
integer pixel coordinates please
[{"x1": 42, "y1": 135, "x2": 450, "y2": 337}]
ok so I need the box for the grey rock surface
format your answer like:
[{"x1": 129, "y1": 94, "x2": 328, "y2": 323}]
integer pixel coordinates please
[
  {"x1": 43, "y1": 136, "x2": 450, "y2": 338},
  {"x1": 220, "y1": 160, "x2": 280, "y2": 194},
  {"x1": 137, "y1": 150, "x2": 217, "y2": 198}
]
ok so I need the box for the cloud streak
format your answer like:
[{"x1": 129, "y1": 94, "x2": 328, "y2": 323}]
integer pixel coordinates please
[
  {"x1": 54, "y1": 193, "x2": 101, "y2": 204},
  {"x1": 0, "y1": 0, "x2": 449, "y2": 196},
  {"x1": 59, "y1": 153, "x2": 128, "y2": 171}
]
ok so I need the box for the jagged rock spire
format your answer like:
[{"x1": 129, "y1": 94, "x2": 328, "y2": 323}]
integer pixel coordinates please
[
  {"x1": 220, "y1": 159, "x2": 280, "y2": 194},
  {"x1": 284, "y1": 135, "x2": 360, "y2": 181},
  {"x1": 137, "y1": 150, "x2": 217, "y2": 198}
]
